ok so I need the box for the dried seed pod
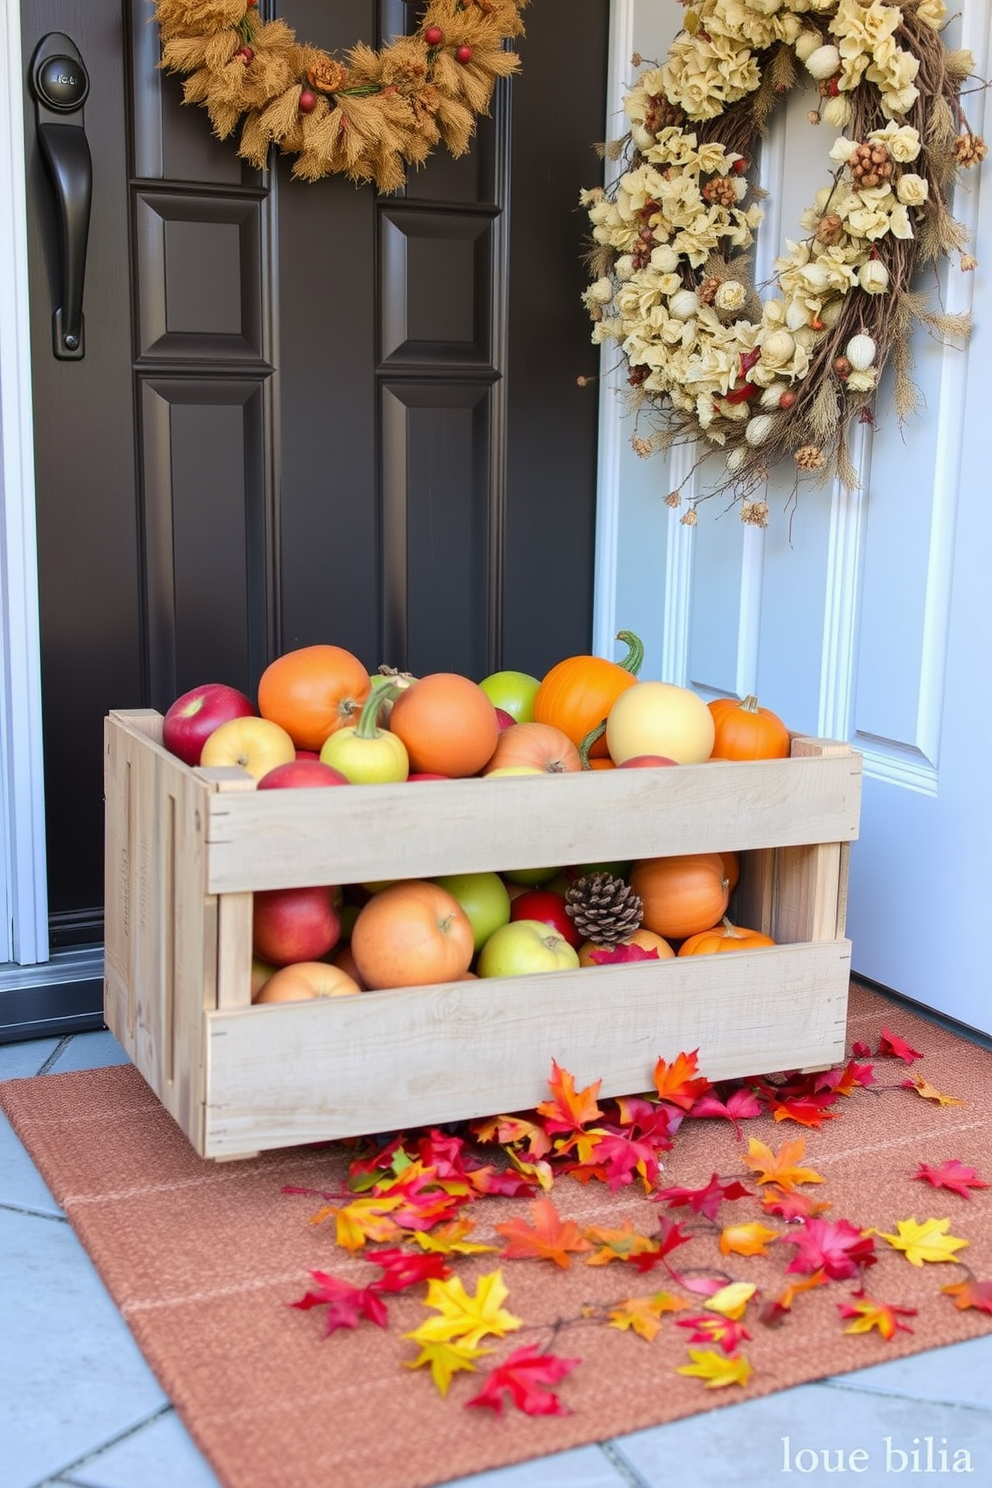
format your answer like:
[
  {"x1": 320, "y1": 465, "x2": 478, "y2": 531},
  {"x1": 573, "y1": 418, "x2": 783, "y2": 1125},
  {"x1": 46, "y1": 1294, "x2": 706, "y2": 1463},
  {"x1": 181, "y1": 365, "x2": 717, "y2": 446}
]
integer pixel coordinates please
[{"x1": 845, "y1": 334, "x2": 877, "y2": 371}]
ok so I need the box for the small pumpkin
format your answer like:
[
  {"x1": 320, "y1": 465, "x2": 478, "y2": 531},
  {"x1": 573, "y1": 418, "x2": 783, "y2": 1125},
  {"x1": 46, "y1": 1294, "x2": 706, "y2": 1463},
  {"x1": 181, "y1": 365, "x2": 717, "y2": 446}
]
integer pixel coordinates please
[
  {"x1": 629, "y1": 852, "x2": 730, "y2": 941},
  {"x1": 677, "y1": 917, "x2": 777, "y2": 956},
  {"x1": 534, "y1": 630, "x2": 643, "y2": 758},
  {"x1": 708, "y1": 695, "x2": 790, "y2": 761},
  {"x1": 484, "y1": 721, "x2": 582, "y2": 774}
]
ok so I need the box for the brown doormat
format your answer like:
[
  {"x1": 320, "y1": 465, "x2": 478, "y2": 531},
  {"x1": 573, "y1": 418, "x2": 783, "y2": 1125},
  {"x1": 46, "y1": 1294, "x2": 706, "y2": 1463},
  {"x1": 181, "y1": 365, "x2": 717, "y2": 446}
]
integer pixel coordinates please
[{"x1": 3, "y1": 982, "x2": 991, "y2": 1488}]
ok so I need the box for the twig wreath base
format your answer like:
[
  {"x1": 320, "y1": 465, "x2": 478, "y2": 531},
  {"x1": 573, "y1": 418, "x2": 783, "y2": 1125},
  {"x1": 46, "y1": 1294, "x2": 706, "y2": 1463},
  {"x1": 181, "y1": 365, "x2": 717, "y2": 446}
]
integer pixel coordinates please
[
  {"x1": 581, "y1": 0, "x2": 987, "y2": 522},
  {"x1": 154, "y1": 0, "x2": 528, "y2": 193}
]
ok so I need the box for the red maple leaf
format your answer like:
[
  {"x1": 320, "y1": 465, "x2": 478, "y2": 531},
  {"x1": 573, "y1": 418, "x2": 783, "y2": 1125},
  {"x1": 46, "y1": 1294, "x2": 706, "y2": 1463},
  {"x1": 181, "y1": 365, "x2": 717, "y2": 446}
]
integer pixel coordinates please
[
  {"x1": 852, "y1": 1040, "x2": 872, "y2": 1058},
  {"x1": 613, "y1": 1095, "x2": 683, "y2": 1147},
  {"x1": 290, "y1": 1272, "x2": 389, "y2": 1336},
  {"x1": 569, "y1": 1129, "x2": 662, "y2": 1192},
  {"x1": 676, "y1": 1313, "x2": 752, "y2": 1353},
  {"x1": 781, "y1": 1217, "x2": 877, "y2": 1279},
  {"x1": 686, "y1": 1087, "x2": 763, "y2": 1140},
  {"x1": 588, "y1": 942, "x2": 660, "y2": 964},
  {"x1": 652, "y1": 1050, "x2": 712, "y2": 1110},
  {"x1": 653, "y1": 1173, "x2": 753, "y2": 1222},
  {"x1": 768, "y1": 1092, "x2": 839, "y2": 1128},
  {"x1": 941, "y1": 1278, "x2": 992, "y2": 1315},
  {"x1": 535, "y1": 1061, "x2": 604, "y2": 1135},
  {"x1": 914, "y1": 1160, "x2": 989, "y2": 1200},
  {"x1": 464, "y1": 1345, "x2": 580, "y2": 1416},
  {"x1": 365, "y1": 1248, "x2": 451, "y2": 1291},
  {"x1": 878, "y1": 1027, "x2": 924, "y2": 1062},
  {"x1": 815, "y1": 1060, "x2": 875, "y2": 1096}
]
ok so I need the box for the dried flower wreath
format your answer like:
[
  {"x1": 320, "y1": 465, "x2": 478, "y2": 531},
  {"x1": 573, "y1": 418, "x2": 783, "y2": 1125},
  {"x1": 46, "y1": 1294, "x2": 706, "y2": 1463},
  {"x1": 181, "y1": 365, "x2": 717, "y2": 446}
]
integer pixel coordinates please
[
  {"x1": 153, "y1": 0, "x2": 528, "y2": 193},
  {"x1": 581, "y1": 0, "x2": 987, "y2": 521}
]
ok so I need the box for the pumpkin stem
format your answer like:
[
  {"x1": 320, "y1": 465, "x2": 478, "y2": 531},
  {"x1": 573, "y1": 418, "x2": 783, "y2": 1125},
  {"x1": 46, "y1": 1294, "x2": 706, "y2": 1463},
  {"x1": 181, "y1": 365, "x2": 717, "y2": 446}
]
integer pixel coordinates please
[
  {"x1": 354, "y1": 682, "x2": 399, "y2": 740},
  {"x1": 578, "y1": 719, "x2": 607, "y2": 769},
  {"x1": 740, "y1": 695, "x2": 761, "y2": 713},
  {"x1": 616, "y1": 630, "x2": 644, "y2": 676},
  {"x1": 721, "y1": 916, "x2": 744, "y2": 937}
]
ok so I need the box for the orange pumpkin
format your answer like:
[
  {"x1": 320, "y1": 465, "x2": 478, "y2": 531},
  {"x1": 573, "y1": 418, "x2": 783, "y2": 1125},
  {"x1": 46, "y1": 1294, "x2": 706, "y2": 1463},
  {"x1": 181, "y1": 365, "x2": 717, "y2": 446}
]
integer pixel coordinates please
[
  {"x1": 629, "y1": 852, "x2": 730, "y2": 940},
  {"x1": 677, "y1": 918, "x2": 777, "y2": 956},
  {"x1": 257, "y1": 644, "x2": 371, "y2": 752},
  {"x1": 484, "y1": 721, "x2": 582, "y2": 774},
  {"x1": 708, "y1": 695, "x2": 790, "y2": 760},
  {"x1": 534, "y1": 630, "x2": 643, "y2": 757},
  {"x1": 720, "y1": 850, "x2": 740, "y2": 893},
  {"x1": 350, "y1": 880, "x2": 475, "y2": 989},
  {"x1": 578, "y1": 927, "x2": 675, "y2": 965},
  {"x1": 388, "y1": 673, "x2": 499, "y2": 777},
  {"x1": 253, "y1": 961, "x2": 362, "y2": 1002}
]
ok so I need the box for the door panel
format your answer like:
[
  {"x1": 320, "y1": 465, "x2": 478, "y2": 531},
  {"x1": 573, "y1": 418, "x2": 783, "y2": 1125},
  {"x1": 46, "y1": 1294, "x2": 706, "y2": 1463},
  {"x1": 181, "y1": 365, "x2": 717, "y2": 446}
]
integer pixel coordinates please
[{"x1": 19, "y1": 0, "x2": 608, "y2": 959}]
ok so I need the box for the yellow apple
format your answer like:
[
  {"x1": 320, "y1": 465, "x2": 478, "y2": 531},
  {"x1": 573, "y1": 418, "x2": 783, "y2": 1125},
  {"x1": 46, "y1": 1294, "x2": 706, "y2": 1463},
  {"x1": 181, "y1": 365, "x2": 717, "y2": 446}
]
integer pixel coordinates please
[
  {"x1": 483, "y1": 765, "x2": 545, "y2": 778},
  {"x1": 200, "y1": 715, "x2": 296, "y2": 780}
]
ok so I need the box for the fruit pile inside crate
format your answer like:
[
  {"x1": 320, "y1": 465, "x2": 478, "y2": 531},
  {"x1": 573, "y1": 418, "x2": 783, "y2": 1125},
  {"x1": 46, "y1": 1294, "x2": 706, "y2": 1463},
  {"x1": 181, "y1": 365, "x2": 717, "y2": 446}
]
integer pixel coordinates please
[{"x1": 104, "y1": 636, "x2": 861, "y2": 1159}]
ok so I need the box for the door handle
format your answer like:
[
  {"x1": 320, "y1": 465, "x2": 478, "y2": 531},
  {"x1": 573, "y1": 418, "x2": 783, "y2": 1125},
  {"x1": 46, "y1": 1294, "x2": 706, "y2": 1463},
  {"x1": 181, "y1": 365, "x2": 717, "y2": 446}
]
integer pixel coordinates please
[{"x1": 30, "y1": 35, "x2": 92, "y2": 360}]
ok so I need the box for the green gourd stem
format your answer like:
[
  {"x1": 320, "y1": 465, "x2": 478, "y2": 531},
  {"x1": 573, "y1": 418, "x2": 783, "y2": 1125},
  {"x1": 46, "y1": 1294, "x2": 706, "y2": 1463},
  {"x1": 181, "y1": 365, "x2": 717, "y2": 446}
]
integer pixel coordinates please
[
  {"x1": 578, "y1": 719, "x2": 607, "y2": 768},
  {"x1": 354, "y1": 682, "x2": 400, "y2": 740},
  {"x1": 616, "y1": 630, "x2": 644, "y2": 675}
]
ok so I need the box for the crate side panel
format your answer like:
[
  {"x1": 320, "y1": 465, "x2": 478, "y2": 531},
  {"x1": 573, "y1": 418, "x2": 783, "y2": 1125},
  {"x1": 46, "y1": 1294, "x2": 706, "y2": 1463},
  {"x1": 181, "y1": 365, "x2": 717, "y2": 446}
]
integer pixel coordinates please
[
  {"x1": 203, "y1": 754, "x2": 863, "y2": 893},
  {"x1": 202, "y1": 944, "x2": 851, "y2": 1156}
]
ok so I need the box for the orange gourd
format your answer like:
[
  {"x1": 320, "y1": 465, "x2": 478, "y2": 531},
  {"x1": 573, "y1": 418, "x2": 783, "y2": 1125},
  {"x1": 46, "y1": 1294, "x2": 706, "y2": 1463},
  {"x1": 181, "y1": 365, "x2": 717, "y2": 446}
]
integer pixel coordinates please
[
  {"x1": 629, "y1": 852, "x2": 730, "y2": 941},
  {"x1": 388, "y1": 673, "x2": 499, "y2": 778},
  {"x1": 484, "y1": 721, "x2": 582, "y2": 774},
  {"x1": 257, "y1": 644, "x2": 371, "y2": 752},
  {"x1": 708, "y1": 695, "x2": 790, "y2": 760},
  {"x1": 677, "y1": 917, "x2": 776, "y2": 956},
  {"x1": 534, "y1": 631, "x2": 643, "y2": 758}
]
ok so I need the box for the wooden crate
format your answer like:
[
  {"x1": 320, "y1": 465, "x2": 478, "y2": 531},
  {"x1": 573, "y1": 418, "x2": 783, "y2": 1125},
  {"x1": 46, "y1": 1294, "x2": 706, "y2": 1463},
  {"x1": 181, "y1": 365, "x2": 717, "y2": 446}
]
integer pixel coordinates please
[{"x1": 104, "y1": 709, "x2": 862, "y2": 1160}]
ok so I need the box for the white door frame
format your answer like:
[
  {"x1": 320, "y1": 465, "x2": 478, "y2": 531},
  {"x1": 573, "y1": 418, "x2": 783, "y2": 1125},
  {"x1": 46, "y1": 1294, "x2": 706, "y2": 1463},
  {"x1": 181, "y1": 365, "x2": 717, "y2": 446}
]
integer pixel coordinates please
[{"x1": 0, "y1": 0, "x2": 50, "y2": 966}]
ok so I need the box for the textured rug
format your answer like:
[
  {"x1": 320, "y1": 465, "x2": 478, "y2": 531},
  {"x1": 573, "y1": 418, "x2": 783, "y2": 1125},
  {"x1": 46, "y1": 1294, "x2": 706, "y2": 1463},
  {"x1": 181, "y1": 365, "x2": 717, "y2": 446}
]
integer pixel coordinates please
[{"x1": 3, "y1": 982, "x2": 991, "y2": 1488}]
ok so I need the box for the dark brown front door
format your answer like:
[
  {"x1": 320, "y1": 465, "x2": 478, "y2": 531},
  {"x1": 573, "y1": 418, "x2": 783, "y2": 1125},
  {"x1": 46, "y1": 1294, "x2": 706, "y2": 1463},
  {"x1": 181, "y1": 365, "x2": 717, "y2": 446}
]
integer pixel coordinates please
[{"x1": 18, "y1": 0, "x2": 608, "y2": 987}]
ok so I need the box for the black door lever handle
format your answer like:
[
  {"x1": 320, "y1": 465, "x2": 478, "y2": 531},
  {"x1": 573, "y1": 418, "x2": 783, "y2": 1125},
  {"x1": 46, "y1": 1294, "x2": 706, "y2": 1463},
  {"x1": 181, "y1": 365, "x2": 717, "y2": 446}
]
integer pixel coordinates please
[{"x1": 30, "y1": 35, "x2": 92, "y2": 360}]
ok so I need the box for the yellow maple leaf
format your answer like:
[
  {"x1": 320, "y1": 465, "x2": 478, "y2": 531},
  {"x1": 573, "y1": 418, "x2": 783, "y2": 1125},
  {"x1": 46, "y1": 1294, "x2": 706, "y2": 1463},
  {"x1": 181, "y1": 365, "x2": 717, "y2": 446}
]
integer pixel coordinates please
[
  {"x1": 402, "y1": 1338, "x2": 492, "y2": 1396},
  {"x1": 506, "y1": 1147, "x2": 555, "y2": 1192},
  {"x1": 584, "y1": 1221, "x2": 663, "y2": 1267},
  {"x1": 902, "y1": 1072, "x2": 964, "y2": 1107},
  {"x1": 312, "y1": 1194, "x2": 403, "y2": 1251},
  {"x1": 608, "y1": 1290, "x2": 689, "y2": 1342},
  {"x1": 876, "y1": 1217, "x2": 969, "y2": 1267},
  {"x1": 741, "y1": 1136, "x2": 825, "y2": 1191},
  {"x1": 410, "y1": 1220, "x2": 497, "y2": 1256},
  {"x1": 407, "y1": 1268, "x2": 522, "y2": 1349},
  {"x1": 676, "y1": 1347, "x2": 754, "y2": 1388},
  {"x1": 703, "y1": 1282, "x2": 757, "y2": 1319},
  {"x1": 719, "y1": 1221, "x2": 780, "y2": 1258}
]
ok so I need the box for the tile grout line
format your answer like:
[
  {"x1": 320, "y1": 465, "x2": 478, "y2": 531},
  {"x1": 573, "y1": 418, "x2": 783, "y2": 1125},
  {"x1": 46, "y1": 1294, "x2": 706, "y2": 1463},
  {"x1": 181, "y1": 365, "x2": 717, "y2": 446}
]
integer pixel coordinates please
[
  {"x1": 35, "y1": 1035, "x2": 75, "y2": 1075},
  {"x1": 598, "y1": 1439, "x2": 657, "y2": 1488},
  {"x1": 822, "y1": 1378, "x2": 992, "y2": 1414},
  {"x1": 27, "y1": 1403, "x2": 175, "y2": 1488},
  {"x1": 0, "y1": 1199, "x2": 67, "y2": 1222}
]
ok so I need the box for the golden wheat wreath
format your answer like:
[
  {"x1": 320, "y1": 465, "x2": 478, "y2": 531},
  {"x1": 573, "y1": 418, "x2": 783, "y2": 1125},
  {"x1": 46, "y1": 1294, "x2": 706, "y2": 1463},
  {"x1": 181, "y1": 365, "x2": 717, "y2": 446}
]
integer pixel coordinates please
[
  {"x1": 153, "y1": 0, "x2": 528, "y2": 193},
  {"x1": 581, "y1": 0, "x2": 987, "y2": 520}
]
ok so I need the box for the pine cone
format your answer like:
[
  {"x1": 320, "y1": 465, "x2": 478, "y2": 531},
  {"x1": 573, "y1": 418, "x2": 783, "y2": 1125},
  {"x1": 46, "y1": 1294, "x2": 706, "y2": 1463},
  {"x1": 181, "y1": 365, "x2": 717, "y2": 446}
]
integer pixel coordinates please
[{"x1": 565, "y1": 872, "x2": 642, "y2": 947}]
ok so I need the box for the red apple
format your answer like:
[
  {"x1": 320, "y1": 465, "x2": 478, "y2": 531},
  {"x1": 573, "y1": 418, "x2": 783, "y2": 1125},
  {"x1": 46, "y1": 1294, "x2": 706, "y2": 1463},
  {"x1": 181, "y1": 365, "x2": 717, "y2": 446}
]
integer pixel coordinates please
[
  {"x1": 252, "y1": 884, "x2": 341, "y2": 966},
  {"x1": 258, "y1": 759, "x2": 350, "y2": 789},
  {"x1": 618, "y1": 755, "x2": 679, "y2": 768},
  {"x1": 408, "y1": 772, "x2": 451, "y2": 781},
  {"x1": 162, "y1": 683, "x2": 255, "y2": 767},
  {"x1": 295, "y1": 750, "x2": 322, "y2": 761},
  {"x1": 509, "y1": 888, "x2": 582, "y2": 948},
  {"x1": 494, "y1": 708, "x2": 517, "y2": 732}
]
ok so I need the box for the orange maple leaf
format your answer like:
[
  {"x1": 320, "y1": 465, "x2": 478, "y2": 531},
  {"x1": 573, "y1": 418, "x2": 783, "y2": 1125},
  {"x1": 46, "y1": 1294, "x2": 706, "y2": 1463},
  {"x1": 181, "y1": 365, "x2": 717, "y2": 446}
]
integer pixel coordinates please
[
  {"x1": 759, "y1": 1268, "x2": 828, "y2": 1326},
  {"x1": 494, "y1": 1197, "x2": 593, "y2": 1268},
  {"x1": 741, "y1": 1136, "x2": 825, "y2": 1191},
  {"x1": 584, "y1": 1221, "x2": 665, "y2": 1267},
  {"x1": 719, "y1": 1221, "x2": 780, "y2": 1258},
  {"x1": 838, "y1": 1293, "x2": 917, "y2": 1340},
  {"x1": 901, "y1": 1072, "x2": 964, "y2": 1107},
  {"x1": 535, "y1": 1061, "x2": 604, "y2": 1134},
  {"x1": 652, "y1": 1049, "x2": 712, "y2": 1110},
  {"x1": 940, "y1": 1278, "x2": 992, "y2": 1315},
  {"x1": 607, "y1": 1290, "x2": 688, "y2": 1341}
]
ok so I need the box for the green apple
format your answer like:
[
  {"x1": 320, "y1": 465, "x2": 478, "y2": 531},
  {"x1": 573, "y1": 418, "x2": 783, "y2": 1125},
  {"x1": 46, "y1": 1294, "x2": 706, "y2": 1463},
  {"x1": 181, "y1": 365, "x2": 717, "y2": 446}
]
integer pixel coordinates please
[
  {"x1": 433, "y1": 871, "x2": 512, "y2": 952},
  {"x1": 502, "y1": 864, "x2": 562, "y2": 887},
  {"x1": 477, "y1": 919, "x2": 580, "y2": 977},
  {"x1": 478, "y1": 670, "x2": 541, "y2": 723}
]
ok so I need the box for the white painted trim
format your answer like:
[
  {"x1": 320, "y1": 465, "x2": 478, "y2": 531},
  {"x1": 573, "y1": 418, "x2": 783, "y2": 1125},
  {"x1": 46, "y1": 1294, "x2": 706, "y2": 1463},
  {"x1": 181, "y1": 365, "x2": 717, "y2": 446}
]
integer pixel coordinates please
[
  {"x1": 660, "y1": 441, "x2": 696, "y2": 686},
  {"x1": 0, "y1": 5, "x2": 50, "y2": 964},
  {"x1": 818, "y1": 422, "x2": 870, "y2": 742},
  {"x1": 735, "y1": 523, "x2": 765, "y2": 699},
  {"x1": 591, "y1": 0, "x2": 635, "y2": 659}
]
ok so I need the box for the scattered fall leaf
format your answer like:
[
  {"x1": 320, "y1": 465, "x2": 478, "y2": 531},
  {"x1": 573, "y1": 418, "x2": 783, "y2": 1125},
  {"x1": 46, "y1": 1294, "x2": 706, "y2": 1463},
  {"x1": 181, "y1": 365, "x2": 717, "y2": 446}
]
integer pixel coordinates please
[
  {"x1": 676, "y1": 1313, "x2": 752, "y2": 1353},
  {"x1": 494, "y1": 1197, "x2": 593, "y2": 1268},
  {"x1": 914, "y1": 1160, "x2": 989, "y2": 1200},
  {"x1": 816, "y1": 1060, "x2": 875, "y2": 1096},
  {"x1": 653, "y1": 1174, "x2": 753, "y2": 1221},
  {"x1": 290, "y1": 1271, "x2": 389, "y2": 1336},
  {"x1": 876, "y1": 1217, "x2": 969, "y2": 1267},
  {"x1": 940, "y1": 1278, "x2": 992, "y2": 1315},
  {"x1": 409, "y1": 1220, "x2": 497, "y2": 1256},
  {"x1": 588, "y1": 942, "x2": 660, "y2": 964},
  {"x1": 901, "y1": 1072, "x2": 964, "y2": 1107},
  {"x1": 653, "y1": 1049, "x2": 712, "y2": 1110},
  {"x1": 769, "y1": 1093, "x2": 839, "y2": 1128},
  {"x1": 608, "y1": 1290, "x2": 688, "y2": 1341},
  {"x1": 686, "y1": 1087, "x2": 763, "y2": 1140},
  {"x1": 878, "y1": 1028, "x2": 924, "y2": 1062},
  {"x1": 781, "y1": 1216, "x2": 877, "y2": 1279},
  {"x1": 741, "y1": 1136, "x2": 825, "y2": 1191},
  {"x1": 312, "y1": 1194, "x2": 403, "y2": 1251},
  {"x1": 760, "y1": 1185, "x2": 832, "y2": 1221},
  {"x1": 702, "y1": 1281, "x2": 757, "y2": 1319},
  {"x1": 404, "y1": 1338, "x2": 492, "y2": 1396},
  {"x1": 675, "y1": 1347, "x2": 754, "y2": 1389},
  {"x1": 719, "y1": 1221, "x2": 780, "y2": 1258},
  {"x1": 584, "y1": 1221, "x2": 667, "y2": 1268},
  {"x1": 760, "y1": 1269, "x2": 828, "y2": 1326},
  {"x1": 535, "y1": 1061, "x2": 604, "y2": 1135},
  {"x1": 365, "y1": 1248, "x2": 451, "y2": 1291},
  {"x1": 408, "y1": 1269, "x2": 522, "y2": 1348},
  {"x1": 464, "y1": 1345, "x2": 580, "y2": 1416},
  {"x1": 838, "y1": 1292, "x2": 917, "y2": 1340}
]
